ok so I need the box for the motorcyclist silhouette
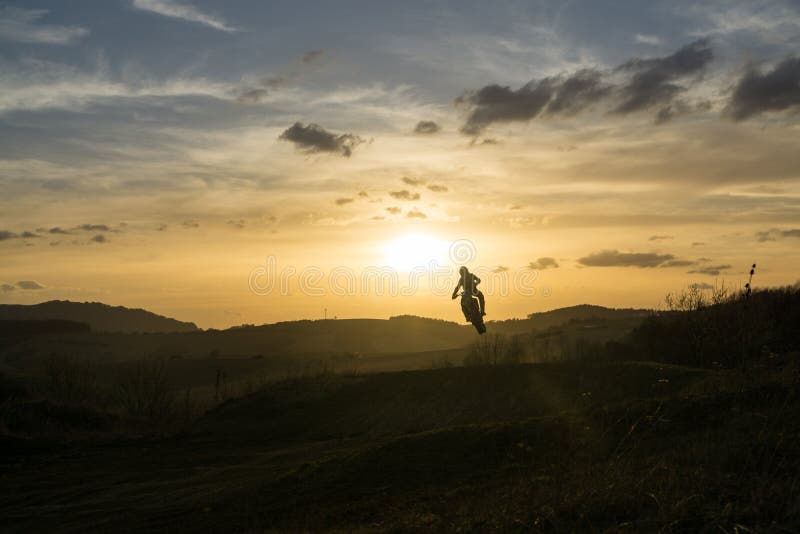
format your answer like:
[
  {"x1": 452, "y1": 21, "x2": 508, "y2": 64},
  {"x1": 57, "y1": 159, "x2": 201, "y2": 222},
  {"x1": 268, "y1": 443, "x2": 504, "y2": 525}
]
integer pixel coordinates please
[{"x1": 451, "y1": 266, "x2": 486, "y2": 316}]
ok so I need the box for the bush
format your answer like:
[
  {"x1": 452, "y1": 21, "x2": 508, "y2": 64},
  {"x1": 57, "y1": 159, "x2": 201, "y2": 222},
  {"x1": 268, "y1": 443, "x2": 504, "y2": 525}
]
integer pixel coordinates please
[{"x1": 113, "y1": 358, "x2": 175, "y2": 421}]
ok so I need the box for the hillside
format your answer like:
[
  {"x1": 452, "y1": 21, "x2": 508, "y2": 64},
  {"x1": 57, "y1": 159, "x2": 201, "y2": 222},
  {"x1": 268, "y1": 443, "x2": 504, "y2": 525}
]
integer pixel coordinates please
[
  {"x1": 0, "y1": 301, "x2": 198, "y2": 334},
  {"x1": 3, "y1": 360, "x2": 799, "y2": 532},
  {"x1": 0, "y1": 306, "x2": 648, "y2": 371}
]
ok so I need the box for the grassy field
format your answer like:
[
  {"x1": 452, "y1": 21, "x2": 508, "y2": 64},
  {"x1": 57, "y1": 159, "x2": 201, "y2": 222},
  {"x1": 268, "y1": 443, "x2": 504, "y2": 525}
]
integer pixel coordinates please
[{"x1": 3, "y1": 357, "x2": 799, "y2": 532}]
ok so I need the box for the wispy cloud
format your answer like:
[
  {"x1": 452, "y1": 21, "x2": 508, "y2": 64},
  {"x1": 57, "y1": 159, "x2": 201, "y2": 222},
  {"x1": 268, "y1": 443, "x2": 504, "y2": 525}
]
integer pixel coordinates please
[
  {"x1": 635, "y1": 33, "x2": 662, "y2": 45},
  {"x1": 131, "y1": 0, "x2": 236, "y2": 32},
  {"x1": 0, "y1": 6, "x2": 88, "y2": 44}
]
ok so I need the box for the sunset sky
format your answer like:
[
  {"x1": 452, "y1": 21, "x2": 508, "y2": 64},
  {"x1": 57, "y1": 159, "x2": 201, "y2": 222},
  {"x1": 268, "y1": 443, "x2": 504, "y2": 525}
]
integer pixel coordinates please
[{"x1": 1, "y1": 0, "x2": 799, "y2": 328}]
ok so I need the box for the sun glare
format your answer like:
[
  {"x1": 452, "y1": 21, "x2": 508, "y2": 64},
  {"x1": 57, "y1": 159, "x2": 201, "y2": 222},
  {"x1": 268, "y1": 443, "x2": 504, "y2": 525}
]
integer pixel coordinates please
[{"x1": 382, "y1": 233, "x2": 450, "y2": 271}]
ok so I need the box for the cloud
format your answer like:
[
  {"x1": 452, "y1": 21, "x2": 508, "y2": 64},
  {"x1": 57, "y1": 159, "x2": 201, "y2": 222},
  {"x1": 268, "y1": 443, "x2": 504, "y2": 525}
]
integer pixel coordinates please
[
  {"x1": 529, "y1": 257, "x2": 559, "y2": 270},
  {"x1": 0, "y1": 231, "x2": 17, "y2": 241},
  {"x1": 48, "y1": 227, "x2": 70, "y2": 235},
  {"x1": 90, "y1": 234, "x2": 107, "y2": 243},
  {"x1": 183, "y1": 220, "x2": 199, "y2": 228},
  {"x1": 236, "y1": 51, "x2": 329, "y2": 103},
  {"x1": 613, "y1": 38, "x2": 713, "y2": 115},
  {"x1": 386, "y1": 207, "x2": 401, "y2": 214},
  {"x1": 427, "y1": 184, "x2": 448, "y2": 193},
  {"x1": 545, "y1": 69, "x2": 612, "y2": 116},
  {"x1": 402, "y1": 176, "x2": 426, "y2": 186},
  {"x1": 414, "y1": 120, "x2": 441, "y2": 134},
  {"x1": 457, "y1": 79, "x2": 555, "y2": 135},
  {"x1": 456, "y1": 39, "x2": 712, "y2": 134},
  {"x1": 493, "y1": 266, "x2": 510, "y2": 273},
  {"x1": 726, "y1": 57, "x2": 800, "y2": 121},
  {"x1": 577, "y1": 249, "x2": 676, "y2": 268},
  {"x1": 692, "y1": 242, "x2": 705, "y2": 247},
  {"x1": 20, "y1": 231, "x2": 40, "y2": 238},
  {"x1": 227, "y1": 219, "x2": 245, "y2": 229},
  {"x1": 406, "y1": 209, "x2": 427, "y2": 219},
  {"x1": 688, "y1": 264, "x2": 731, "y2": 276},
  {"x1": 301, "y1": 50, "x2": 326, "y2": 64},
  {"x1": 358, "y1": 191, "x2": 369, "y2": 197},
  {"x1": 1, "y1": 283, "x2": 15, "y2": 292},
  {"x1": 131, "y1": 0, "x2": 236, "y2": 32},
  {"x1": 235, "y1": 88, "x2": 270, "y2": 104},
  {"x1": 78, "y1": 224, "x2": 111, "y2": 232},
  {"x1": 389, "y1": 190, "x2": 420, "y2": 200},
  {"x1": 279, "y1": 122, "x2": 363, "y2": 157},
  {"x1": 16, "y1": 280, "x2": 45, "y2": 290},
  {"x1": 689, "y1": 282, "x2": 715, "y2": 290},
  {"x1": 648, "y1": 234, "x2": 674, "y2": 241},
  {"x1": 335, "y1": 198, "x2": 354, "y2": 206},
  {"x1": 0, "y1": 6, "x2": 89, "y2": 44},
  {"x1": 661, "y1": 259, "x2": 697, "y2": 267},
  {"x1": 635, "y1": 33, "x2": 662, "y2": 46},
  {"x1": 755, "y1": 228, "x2": 800, "y2": 241}
]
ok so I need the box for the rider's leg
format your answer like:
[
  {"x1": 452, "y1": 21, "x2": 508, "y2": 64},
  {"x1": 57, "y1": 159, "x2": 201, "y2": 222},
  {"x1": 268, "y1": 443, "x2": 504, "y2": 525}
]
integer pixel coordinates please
[{"x1": 476, "y1": 290, "x2": 486, "y2": 315}]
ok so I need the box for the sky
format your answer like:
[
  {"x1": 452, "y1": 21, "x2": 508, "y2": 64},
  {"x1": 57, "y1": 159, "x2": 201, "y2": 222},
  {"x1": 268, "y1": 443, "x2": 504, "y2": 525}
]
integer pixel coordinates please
[{"x1": 1, "y1": 0, "x2": 799, "y2": 328}]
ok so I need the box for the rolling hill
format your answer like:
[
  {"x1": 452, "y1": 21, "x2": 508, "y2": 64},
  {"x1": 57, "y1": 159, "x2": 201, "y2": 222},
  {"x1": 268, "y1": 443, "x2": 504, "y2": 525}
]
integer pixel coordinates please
[{"x1": 0, "y1": 300, "x2": 198, "y2": 334}]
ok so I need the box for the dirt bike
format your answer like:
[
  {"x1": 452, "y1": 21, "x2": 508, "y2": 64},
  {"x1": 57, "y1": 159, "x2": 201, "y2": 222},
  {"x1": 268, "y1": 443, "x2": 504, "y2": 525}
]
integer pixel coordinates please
[{"x1": 458, "y1": 291, "x2": 486, "y2": 334}]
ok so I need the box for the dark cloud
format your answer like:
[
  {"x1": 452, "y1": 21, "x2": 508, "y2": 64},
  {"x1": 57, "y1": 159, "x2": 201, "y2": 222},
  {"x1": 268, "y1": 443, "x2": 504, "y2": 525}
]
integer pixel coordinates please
[
  {"x1": 48, "y1": 227, "x2": 69, "y2": 234},
  {"x1": 648, "y1": 234, "x2": 674, "y2": 241},
  {"x1": 335, "y1": 198, "x2": 354, "y2": 206},
  {"x1": 508, "y1": 204, "x2": 522, "y2": 211},
  {"x1": 756, "y1": 228, "x2": 800, "y2": 241},
  {"x1": 236, "y1": 88, "x2": 269, "y2": 104},
  {"x1": 661, "y1": 259, "x2": 697, "y2": 267},
  {"x1": 726, "y1": 57, "x2": 800, "y2": 121},
  {"x1": 371, "y1": 215, "x2": 385, "y2": 220},
  {"x1": 427, "y1": 184, "x2": 448, "y2": 192},
  {"x1": 692, "y1": 242, "x2": 705, "y2": 247},
  {"x1": 78, "y1": 224, "x2": 110, "y2": 232},
  {"x1": 529, "y1": 257, "x2": 559, "y2": 270},
  {"x1": 279, "y1": 122, "x2": 363, "y2": 157},
  {"x1": 688, "y1": 264, "x2": 731, "y2": 276},
  {"x1": 613, "y1": 38, "x2": 713, "y2": 115},
  {"x1": 690, "y1": 282, "x2": 715, "y2": 290},
  {"x1": 545, "y1": 69, "x2": 611, "y2": 116},
  {"x1": 90, "y1": 234, "x2": 107, "y2": 243},
  {"x1": 655, "y1": 99, "x2": 711, "y2": 124},
  {"x1": 406, "y1": 209, "x2": 427, "y2": 219},
  {"x1": 358, "y1": 191, "x2": 369, "y2": 197},
  {"x1": 301, "y1": 49, "x2": 326, "y2": 64},
  {"x1": 227, "y1": 219, "x2": 245, "y2": 228},
  {"x1": 493, "y1": 266, "x2": 510, "y2": 273},
  {"x1": 389, "y1": 190, "x2": 420, "y2": 201},
  {"x1": 457, "y1": 79, "x2": 555, "y2": 135},
  {"x1": 577, "y1": 249, "x2": 676, "y2": 268},
  {"x1": 413, "y1": 120, "x2": 441, "y2": 134},
  {"x1": 1, "y1": 283, "x2": 15, "y2": 292},
  {"x1": 16, "y1": 280, "x2": 45, "y2": 290},
  {"x1": 457, "y1": 39, "x2": 713, "y2": 134},
  {"x1": 386, "y1": 207, "x2": 401, "y2": 214},
  {"x1": 402, "y1": 176, "x2": 426, "y2": 186},
  {"x1": 20, "y1": 231, "x2": 40, "y2": 238},
  {"x1": 0, "y1": 231, "x2": 17, "y2": 241}
]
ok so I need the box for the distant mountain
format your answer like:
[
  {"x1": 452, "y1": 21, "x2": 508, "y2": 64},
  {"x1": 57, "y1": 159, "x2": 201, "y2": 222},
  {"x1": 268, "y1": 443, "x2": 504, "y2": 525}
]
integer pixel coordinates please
[
  {"x1": 487, "y1": 304, "x2": 650, "y2": 335},
  {"x1": 0, "y1": 301, "x2": 198, "y2": 333}
]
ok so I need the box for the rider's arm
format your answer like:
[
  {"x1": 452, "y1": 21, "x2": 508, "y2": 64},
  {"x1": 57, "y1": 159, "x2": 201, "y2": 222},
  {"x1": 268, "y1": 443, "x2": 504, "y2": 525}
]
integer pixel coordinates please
[{"x1": 451, "y1": 278, "x2": 462, "y2": 299}]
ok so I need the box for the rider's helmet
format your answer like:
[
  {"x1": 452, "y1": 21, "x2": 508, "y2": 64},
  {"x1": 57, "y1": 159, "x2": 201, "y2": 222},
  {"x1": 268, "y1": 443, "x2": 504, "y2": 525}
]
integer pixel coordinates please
[{"x1": 459, "y1": 266, "x2": 468, "y2": 276}]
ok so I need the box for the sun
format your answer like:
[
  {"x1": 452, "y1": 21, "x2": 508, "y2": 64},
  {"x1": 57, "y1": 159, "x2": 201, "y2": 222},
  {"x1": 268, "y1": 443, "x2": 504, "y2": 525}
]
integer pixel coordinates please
[{"x1": 381, "y1": 233, "x2": 449, "y2": 271}]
